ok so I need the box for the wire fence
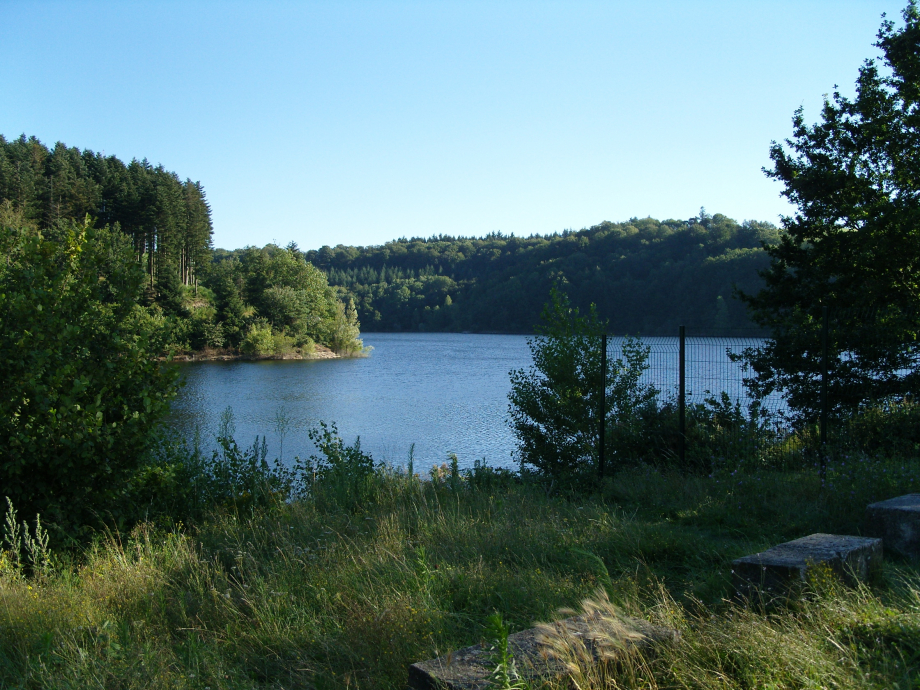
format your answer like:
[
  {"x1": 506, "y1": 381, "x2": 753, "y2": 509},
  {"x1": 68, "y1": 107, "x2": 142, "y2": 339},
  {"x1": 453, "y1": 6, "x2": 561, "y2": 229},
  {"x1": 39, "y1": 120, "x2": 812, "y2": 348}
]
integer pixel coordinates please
[{"x1": 601, "y1": 311, "x2": 920, "y2": 476}]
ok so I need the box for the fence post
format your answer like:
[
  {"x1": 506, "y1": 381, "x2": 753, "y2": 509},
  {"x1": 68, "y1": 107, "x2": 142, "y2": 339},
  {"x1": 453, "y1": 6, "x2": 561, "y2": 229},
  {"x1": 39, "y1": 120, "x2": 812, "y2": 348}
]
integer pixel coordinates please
[
  {"x1": 679, "y1": 325, "x2": 686, "y2": 467},
  {"x1": 598, "y1": 333, "x2": 607, "y2": 479},
  {"x1": 820, "y1": 306, "x2": 828, "y2": 480}
]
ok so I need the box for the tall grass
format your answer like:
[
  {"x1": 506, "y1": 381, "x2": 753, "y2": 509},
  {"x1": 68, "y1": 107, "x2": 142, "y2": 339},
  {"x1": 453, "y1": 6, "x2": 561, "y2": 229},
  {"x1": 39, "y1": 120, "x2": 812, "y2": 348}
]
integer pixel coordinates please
[{"x1": 2, "y1": 440, "x2": 920, "y2": 688}]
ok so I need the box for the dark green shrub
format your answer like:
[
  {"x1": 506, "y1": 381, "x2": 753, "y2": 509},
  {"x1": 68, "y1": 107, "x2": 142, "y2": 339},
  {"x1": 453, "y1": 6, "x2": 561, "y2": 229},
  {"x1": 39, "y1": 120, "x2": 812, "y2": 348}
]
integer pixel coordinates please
[
  {"x1": 300, "y1": 422, "x2": 378, "y2": 510},
  {"x1": 0, "y1": 218, "x2": 179, "y2": 538},
  {"x1": 839, "y1": 398, "x2": 920, "y2": 460},
  {"x1": 187, "y1": 311, "x2": 225, "y2": 350},
  {"x1": 508, "y1": 287, "x2": 657, "y2": 483}
]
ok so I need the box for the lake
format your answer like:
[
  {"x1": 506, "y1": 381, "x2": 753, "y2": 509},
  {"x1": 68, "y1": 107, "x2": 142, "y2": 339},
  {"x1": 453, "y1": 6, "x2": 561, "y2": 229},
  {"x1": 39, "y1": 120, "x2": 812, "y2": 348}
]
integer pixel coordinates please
[{"x1": 167, "y1": 332, "x2": 770, "y2": 471}]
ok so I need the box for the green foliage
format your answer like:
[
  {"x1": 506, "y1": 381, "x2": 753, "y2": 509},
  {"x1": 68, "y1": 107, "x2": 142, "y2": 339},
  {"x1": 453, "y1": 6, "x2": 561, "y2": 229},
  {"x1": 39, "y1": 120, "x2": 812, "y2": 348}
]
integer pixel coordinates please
[
  {"x1": 3, "y1": 454, "x2": 920, "y2": 689},
  {"x1": 309, "y1": 212, "x2": 780, "y2": 334},
  {"x1": 154, "y1": 262, "x2": 188, "y2": 317},
  {"x1": 0, "y1": 134, "x2": 213, "y2": 291},
  {"x1": 239, "y1": 320, "x2": 276, "y2": 355},
  {"x1": 133, "y1": 415, "x2": 383, "y2": 523},
  {"x1": 327, "y1": 297, "x2": 365, "y2": 354},
  {"x1": 0, "y1": 218, "x2": 179, "y2": 536},
  {"x1": 0, "y1": 499, "x2": 53, "y2": 580},
  {"x1": 199, "y1": 408, "x2": 290, "y2": 510},
  {"x1": 206, "y1": 244, "x2": 364, "y2": 354},
  {"x1": 132, "y1": 408, "x2": 291, "y2": 520},
  {"x1": 209, "y1": 259, "x2": 248, "y2": 348},
  {"x1": 601, "y1": 392, "x2": 780, "y2": 473},
  {"x1": 508, "y1": 287, "x2": 657, "y2": 482},
  {"x1": 840, "y1": 398, "x2": 920, "y2": 460},
  {"x1": 485, "y1": 612, "x2": 525, "y2": 690},
  {"x1": 301, "y1": 422, "x2": 378, "y2": 509},
  {"x1": 742, "y1": 5, "x2": 920, "y2": 421},
  {"x1": 260, "y1": 285, "x2": 314, "y2": 335},
  {"x1": 186, "y1": 309, "x2": 225, "y2": 350}
]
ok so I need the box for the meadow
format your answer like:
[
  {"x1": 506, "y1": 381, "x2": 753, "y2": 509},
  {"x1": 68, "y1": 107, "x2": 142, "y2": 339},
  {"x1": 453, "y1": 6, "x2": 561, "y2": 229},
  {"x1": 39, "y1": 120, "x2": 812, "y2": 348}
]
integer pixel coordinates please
[{"x1": 2, "y1": 446, "x2": 919, "y2": 689}]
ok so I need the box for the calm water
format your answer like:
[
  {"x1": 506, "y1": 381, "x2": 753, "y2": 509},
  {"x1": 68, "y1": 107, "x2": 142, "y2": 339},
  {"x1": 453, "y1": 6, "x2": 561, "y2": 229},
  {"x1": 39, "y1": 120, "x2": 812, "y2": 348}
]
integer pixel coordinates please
[{"x1": 167, "y1": 332, "x2": 770, "y2": 471}]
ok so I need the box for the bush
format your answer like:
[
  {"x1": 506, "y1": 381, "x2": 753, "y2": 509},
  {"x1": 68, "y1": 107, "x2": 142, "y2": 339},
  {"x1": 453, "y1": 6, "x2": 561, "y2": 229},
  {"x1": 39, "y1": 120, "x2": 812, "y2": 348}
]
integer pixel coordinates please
[
  {"x1": 607, "y1": 392, "x2": 782, "y2": 472},
  {"x1": 327, "y1": 298, "x2": 364, "y2": 355},
  {"x1": 0, "y1": 218, "x2": 179, "y2": 537},
  {"x1": 240, "y1": 320, "x2": 275, "y2": 355},
  {"x1": 508, "y1": 287, "x2": 657, "y2": 483},
  {"x1": 300, "y1": 422, "x2": 378, "y2": 510},
  {"x1": 187, "y1": 310, "x2": 225, "y2": 350},
  {"x1": 840, "y1": 398, "x2": 920, "y2": 460}
]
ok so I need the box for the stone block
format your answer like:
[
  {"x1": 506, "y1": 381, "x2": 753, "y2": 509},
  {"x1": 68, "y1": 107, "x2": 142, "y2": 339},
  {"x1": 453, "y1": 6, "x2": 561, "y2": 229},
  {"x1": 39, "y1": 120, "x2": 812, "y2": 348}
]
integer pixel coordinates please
[
  {"x1": 732, "y1": 533, "x2": 882, "y2": 598},
  {"x1": 865, "y1": 493, "x2": 920, "y2": 558},
  {"x1": 408, "y1": 612, "x2": 677, "y2": 690}
]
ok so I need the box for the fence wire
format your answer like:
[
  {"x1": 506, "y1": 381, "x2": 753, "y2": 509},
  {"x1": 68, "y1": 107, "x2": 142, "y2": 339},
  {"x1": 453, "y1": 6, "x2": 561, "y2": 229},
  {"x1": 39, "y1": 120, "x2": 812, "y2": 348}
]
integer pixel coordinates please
[{"x1": 603, "y1": 315, "x2": 920, "y2": 476}]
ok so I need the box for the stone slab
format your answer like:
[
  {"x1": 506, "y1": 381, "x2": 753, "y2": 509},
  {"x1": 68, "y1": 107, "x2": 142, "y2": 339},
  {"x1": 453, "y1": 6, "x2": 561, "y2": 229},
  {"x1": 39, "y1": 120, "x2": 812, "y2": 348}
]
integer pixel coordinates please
[
  {"x1": 407, "y1": 612, "x2": 677, "y2": 690},
  {"x1": 865, "y1": 493, "x2": 920, "y2": 558},
  {"x1": 732, "y1": 533, "x2": 882, "y2": 598}
]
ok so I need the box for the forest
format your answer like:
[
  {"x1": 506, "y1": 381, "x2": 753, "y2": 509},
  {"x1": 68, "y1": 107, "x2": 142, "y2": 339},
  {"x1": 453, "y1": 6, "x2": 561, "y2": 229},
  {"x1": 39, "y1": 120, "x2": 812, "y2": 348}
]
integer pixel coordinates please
[
  {"x1": 302, "y1": 213, "x2": 781, "y2": 335},
  {"x1": 0, "y1": 135, "x2": 363, "y2": 358},
  {"x1": 0, "y1": 133, "x2": 212, "y2": 290},
  {"x1": 1, "y1": 134, "x2": 780, "y2": 340}
]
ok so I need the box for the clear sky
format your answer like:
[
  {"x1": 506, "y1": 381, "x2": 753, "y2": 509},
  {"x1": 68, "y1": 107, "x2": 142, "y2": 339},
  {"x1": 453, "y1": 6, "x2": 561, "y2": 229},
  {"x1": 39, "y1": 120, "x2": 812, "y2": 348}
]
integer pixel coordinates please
[{"x1": 0, "y1": 0, "x2": 903, "y2": 250}]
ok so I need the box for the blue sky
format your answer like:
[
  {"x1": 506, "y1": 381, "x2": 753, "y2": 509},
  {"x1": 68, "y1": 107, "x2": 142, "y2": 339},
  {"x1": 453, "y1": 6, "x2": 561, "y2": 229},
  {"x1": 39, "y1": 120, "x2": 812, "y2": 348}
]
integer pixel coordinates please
[{"x1": 0, "y1": 1, "x2": 903, "y2": 250}]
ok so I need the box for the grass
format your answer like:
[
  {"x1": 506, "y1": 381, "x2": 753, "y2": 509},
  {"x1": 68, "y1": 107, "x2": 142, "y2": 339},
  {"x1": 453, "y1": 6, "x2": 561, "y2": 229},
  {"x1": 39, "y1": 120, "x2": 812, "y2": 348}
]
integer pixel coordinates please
[{"x1": 2, "y1": 455, "x2": 920, "y2": 689}]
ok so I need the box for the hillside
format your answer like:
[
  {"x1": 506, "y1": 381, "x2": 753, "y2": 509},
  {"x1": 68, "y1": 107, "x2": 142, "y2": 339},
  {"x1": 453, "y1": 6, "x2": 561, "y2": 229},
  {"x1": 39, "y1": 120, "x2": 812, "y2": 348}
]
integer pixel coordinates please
[{"x1": 301, "y1": 211, "x2": 779, "y2": 335}]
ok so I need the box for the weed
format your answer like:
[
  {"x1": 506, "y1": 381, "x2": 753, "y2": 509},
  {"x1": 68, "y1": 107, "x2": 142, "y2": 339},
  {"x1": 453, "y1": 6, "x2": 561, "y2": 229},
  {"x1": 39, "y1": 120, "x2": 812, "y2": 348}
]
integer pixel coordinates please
[
  {"x1": 1, "y1": 498, "x2": 53, "y2": 580},
  {"x1": 485, "y1": 612, "x2": 525, "y2": 690}
]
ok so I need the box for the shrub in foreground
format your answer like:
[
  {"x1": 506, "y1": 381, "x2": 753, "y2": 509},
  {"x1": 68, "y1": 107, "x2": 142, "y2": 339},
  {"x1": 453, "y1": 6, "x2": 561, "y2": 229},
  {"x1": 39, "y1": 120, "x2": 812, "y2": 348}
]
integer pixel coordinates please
[{"x1": 0, "y1": 218, "x2": 178, "y2": 538}]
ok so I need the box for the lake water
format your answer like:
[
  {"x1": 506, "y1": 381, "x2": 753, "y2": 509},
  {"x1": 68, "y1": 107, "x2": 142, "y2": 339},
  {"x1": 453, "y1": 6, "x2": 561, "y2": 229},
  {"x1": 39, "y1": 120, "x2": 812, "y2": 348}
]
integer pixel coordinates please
[{"x1": 167, "y1": 332, "x2": 771, "y2": 471}]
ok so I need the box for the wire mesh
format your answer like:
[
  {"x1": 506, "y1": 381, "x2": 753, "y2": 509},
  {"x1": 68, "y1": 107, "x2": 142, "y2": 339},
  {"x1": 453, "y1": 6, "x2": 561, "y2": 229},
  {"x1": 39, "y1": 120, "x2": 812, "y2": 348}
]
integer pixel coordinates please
[{"x1": 602, "y1": 316, "x2": 920, "y2": 477}]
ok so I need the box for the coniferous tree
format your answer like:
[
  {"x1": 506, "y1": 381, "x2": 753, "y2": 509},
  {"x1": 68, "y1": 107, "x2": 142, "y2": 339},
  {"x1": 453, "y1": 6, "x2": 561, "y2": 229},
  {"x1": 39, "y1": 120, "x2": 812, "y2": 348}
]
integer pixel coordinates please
[{"x1": 741, "y1": 3, "x2": 920, "y2": 420}]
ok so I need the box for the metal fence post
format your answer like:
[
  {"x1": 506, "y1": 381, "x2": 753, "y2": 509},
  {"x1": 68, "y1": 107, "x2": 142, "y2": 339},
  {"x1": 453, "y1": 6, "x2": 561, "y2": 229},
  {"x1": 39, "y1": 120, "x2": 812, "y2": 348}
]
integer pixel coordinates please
[
  {"x1": 679, "y1": 325, "x2": 686, "y2": 467},
  {"x1": 598, "y1": 334, "x2": 607, "y2": 479},
  {"x1": 820, "y1": 306, "x2": 828, "y2": 480}
]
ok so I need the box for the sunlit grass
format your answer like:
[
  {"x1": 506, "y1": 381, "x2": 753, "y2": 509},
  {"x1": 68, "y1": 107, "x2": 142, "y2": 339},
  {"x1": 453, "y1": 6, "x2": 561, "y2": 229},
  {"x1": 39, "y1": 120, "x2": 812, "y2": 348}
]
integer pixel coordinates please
[{"x1": 2, "y1": 457, "x2": 919, "y2": 688}]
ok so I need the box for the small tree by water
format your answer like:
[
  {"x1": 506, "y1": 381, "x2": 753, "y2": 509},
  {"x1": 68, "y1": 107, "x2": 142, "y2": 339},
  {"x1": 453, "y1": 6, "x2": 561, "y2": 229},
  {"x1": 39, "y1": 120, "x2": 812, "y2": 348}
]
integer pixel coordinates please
[{"x1": 507, "y1": 287, "x2": 656, "y2": 483}]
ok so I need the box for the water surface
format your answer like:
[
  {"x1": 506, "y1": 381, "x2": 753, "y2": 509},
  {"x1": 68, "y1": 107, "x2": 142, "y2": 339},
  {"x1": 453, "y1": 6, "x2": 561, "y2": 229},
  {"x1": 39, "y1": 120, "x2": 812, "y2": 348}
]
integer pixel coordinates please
[
  {"x1": 169, "y1": 333, "x2": 531, "y2": 470},
  {"x1": 168, "y1": 332, "x2": 770, "y2": 470}
]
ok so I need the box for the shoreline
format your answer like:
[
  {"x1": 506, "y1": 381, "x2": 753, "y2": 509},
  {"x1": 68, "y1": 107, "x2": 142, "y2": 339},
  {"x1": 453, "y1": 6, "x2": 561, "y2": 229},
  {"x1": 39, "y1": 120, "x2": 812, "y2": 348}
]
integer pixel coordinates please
[{"x1": 163, "y1": 344, "x2": 342, "y2": 363}]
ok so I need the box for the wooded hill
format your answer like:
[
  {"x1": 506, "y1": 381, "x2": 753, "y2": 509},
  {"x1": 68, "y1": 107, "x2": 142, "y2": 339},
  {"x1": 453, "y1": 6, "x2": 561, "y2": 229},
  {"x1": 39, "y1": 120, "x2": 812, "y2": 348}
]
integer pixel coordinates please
[
  {"x1": 1, "y1": 134, "x2": 780, "y2": 337},
  {"x1": 0, "y1": 134, "x2": 213, "y2": 290},
  {"x1": 0, "y1": 135, "x2": 362, "y2": 357},
  {"x1": 303, "y1": 212, "x2": 780, "y2": 335}
]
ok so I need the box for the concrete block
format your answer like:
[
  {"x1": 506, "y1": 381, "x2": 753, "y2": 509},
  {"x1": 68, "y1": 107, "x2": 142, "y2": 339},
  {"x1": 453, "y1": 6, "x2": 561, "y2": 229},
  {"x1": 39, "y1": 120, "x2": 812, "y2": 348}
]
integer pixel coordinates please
[
  {"x1": 865, "y1": 493, "x2": 920, "y2": 558},
  {"x1": 407, "y1": 612, "x2": 677, "y2": 690},
  {"x1": 732, "y1": 533, "x2": 882, "y2": 598}
]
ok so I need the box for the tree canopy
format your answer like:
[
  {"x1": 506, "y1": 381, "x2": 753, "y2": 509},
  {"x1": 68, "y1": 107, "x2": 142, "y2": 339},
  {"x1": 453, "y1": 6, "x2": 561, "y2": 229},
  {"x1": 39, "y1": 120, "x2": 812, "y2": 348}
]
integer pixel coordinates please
[
  {"x1": 0, "y1": 134, "x2": 213, "y2": 290},
  {"x1": 741, "y1": 3, "x2": 920, "y2": 419},
  {"x1": 0, "y1": 215, "x2": 179, "y2": 535},
  {"x1": 306, "y1": 212, "x2": 780, "y2": 335}
]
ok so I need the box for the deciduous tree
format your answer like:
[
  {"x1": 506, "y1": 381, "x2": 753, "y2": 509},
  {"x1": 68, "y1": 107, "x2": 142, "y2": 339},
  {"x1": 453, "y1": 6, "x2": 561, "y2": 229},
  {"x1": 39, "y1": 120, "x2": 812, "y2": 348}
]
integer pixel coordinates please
[{"x1": 0, "y1": 217, "x2": 179, "y2": 536}]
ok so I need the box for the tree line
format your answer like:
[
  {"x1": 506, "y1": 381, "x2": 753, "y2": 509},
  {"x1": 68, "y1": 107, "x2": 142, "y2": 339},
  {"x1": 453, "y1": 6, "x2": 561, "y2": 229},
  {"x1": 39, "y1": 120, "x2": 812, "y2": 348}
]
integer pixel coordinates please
[
  {"x1": 0, "y1": 135, "x2": 364, "y2": 359},
  {"x1": 306, "y1": 212, "x2": 781, "y2": 335},
  {"x1": 0, "y1": 134, "x2": 213, "y2": 290}
]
